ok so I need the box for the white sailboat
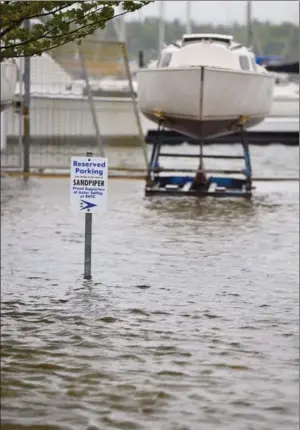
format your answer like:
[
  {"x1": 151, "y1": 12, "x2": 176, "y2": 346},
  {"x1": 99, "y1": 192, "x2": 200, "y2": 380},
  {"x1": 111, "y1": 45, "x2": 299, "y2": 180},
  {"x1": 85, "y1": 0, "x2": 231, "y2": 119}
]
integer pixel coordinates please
[
  {"x1": 137, "y1": 33, "x2": 275, "y2": 140},
  {"x1": 137, "y1": 0, "x2": 298, "y2": 137},
  {"x1": 139, "y1": 42, "x2": 299, "y2": 126}
]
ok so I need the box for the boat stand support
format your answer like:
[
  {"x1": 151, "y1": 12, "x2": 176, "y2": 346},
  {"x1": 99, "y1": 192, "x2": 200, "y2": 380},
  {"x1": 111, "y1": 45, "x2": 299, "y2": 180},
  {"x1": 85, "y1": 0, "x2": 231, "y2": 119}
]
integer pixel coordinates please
[{"x1": 145, "y1": 125, "x2": 253, "y2": 198}]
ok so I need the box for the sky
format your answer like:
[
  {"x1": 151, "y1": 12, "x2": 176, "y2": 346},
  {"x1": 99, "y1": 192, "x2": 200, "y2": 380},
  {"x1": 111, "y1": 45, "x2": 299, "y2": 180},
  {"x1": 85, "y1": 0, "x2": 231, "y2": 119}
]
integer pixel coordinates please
[{"x1": 127, "y1": 1, "x2": 299, "y2": 24}]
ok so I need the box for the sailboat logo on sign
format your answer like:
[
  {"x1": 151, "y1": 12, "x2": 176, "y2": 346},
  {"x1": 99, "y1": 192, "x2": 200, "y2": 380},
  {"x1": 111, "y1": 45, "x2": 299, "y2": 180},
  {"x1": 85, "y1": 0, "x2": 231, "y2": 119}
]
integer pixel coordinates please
[{"x1": 80, "y1": 200, "x2": 97, "y2": 211}]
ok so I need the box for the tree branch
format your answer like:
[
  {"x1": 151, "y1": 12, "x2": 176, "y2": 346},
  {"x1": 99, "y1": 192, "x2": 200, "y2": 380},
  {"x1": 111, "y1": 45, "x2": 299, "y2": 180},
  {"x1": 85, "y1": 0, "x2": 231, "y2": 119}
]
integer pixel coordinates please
[
  {"x1": 7, "y1": 37, "x2": 83, "y2": 58},
  {"x1": 1, "y1": 5, "x2": 103, "y2": 50},
  {"x1": 0, "y1": 1, "x2": 151, "y2": 58},
  {"x1": 25, "y1": 4, "x2": 73, "y2": 21},
  {"x1": 0, "y1": 4, "x2": 72, "y2": 39},
  {"x1": 0, "y1": 10, "x2": 129, "y2": 55}
]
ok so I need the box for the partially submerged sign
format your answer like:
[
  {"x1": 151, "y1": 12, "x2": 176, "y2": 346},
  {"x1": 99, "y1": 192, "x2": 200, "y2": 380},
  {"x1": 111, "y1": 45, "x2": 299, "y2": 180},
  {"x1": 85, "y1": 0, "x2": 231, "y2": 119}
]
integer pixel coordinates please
[{"x1": 70, "y1": 156, "x2": 108, "y2": 213}]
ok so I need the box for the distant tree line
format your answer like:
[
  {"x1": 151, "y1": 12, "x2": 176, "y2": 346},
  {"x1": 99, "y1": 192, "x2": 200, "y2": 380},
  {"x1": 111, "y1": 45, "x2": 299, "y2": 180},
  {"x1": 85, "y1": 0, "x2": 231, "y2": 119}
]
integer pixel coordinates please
[{"x1": 104, "y1": 18, "x2": 299, "y2": 63}]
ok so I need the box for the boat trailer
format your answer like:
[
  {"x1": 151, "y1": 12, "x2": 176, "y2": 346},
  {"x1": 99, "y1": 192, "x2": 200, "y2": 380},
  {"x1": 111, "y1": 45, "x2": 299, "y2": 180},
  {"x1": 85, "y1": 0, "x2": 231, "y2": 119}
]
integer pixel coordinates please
[{"x1": 145, "y1": 123, "x2": 253, "y2": 199}]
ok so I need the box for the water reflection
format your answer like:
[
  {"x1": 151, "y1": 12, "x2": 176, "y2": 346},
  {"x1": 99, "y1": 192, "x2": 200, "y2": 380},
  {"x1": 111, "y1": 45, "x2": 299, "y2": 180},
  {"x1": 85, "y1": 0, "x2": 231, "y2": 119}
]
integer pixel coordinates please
[{"x1": 145, "y1": 196, "x2": 257, "y2": 222}]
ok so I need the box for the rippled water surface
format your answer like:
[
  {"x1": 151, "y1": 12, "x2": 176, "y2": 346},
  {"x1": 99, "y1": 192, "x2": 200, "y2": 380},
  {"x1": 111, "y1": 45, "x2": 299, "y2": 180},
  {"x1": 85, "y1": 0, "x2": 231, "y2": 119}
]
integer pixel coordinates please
[{"x1": 1, "y1": 147, "x2": 299, "y2": 430}]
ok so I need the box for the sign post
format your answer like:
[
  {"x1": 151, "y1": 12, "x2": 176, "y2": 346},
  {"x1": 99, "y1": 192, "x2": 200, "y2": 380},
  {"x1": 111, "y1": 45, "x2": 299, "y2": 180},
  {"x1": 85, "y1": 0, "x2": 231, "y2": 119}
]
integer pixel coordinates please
[
  {"x1": 70, "y1": 152, "x2": 108, "y2": 280},
  {"x1": 84, "y1": 212, "x2": 93, "y2": 280}
]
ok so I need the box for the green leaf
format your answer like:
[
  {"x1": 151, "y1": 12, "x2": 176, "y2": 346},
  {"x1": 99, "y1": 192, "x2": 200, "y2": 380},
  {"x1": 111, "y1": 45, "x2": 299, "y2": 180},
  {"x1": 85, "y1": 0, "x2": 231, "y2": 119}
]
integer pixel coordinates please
[{"x1": 0, "y1": 0, "x2": 152, "y2": 58}]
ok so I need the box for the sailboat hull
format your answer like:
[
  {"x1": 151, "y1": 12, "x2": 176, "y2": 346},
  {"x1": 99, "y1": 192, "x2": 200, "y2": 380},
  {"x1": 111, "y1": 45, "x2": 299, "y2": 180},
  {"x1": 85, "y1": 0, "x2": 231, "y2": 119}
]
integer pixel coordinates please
[
  {"x1": 137, "y1": 66, "x2": 275, "y2": 139},
  {"x1": 142, "y1": 114, "x2": 265, "y2": 140}
]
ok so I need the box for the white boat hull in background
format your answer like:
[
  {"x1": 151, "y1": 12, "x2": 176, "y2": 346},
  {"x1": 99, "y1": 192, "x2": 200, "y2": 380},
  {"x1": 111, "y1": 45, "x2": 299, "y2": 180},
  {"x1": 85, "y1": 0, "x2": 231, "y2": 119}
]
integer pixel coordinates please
[
  {"x1": 270, "y1": 84, "x2": 299, "y2": 118},
  {"x1": 6, "y1": 93, "x2": 146, "y2": 146},
  {"x1": 270, "y1": 98, "x2": 299, "y2": 118},
  {"x1": 138, "y1": 66, "x2": 274, "y2": 140},
  {"x1": 1, "y1": 60, "x2": 18, "y2": 112}
]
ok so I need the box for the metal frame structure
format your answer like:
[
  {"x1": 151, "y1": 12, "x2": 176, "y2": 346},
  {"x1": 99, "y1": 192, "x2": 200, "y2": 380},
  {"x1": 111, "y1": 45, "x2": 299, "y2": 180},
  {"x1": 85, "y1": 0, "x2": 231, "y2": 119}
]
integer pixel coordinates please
[{"x1": 145, "y1": 123, "x2": 253, "y2": 198}]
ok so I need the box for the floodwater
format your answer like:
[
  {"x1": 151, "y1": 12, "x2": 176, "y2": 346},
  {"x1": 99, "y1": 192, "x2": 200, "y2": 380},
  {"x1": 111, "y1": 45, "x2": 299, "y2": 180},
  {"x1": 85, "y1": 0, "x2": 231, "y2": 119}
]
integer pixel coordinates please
[{"x1": 1, "y1": 145, "x2": 299, "y2": 430}]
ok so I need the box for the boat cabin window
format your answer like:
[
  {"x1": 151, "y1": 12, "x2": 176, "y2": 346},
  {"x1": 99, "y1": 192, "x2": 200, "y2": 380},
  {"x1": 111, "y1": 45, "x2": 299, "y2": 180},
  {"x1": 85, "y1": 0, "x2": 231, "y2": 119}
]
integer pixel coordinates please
[
  {"x1": 239, "y1": 55, "x2": 250, "y2": 71},
  {"x1": 158, "y1": 52, "x2": 172, "y2": 68},
  {"x1": 251, "y1": 58, "x2": 256, "y2": 71}
]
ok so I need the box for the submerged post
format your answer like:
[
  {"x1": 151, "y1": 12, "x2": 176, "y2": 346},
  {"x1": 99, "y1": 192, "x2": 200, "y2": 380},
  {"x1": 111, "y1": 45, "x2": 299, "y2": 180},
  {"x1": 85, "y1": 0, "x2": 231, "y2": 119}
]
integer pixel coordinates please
[
  {"x1": 83, "y1": 151, "x2": 93, "y2": 280},
  {"x1": 84, "y1": 212, "x2": 92, "y2": 280},
  {"x1": 70, "y1": 151, "x2": 108, "y2": 280},
  {"x1": 23, "y1": 19, "x2": 31, "y2": 176}
]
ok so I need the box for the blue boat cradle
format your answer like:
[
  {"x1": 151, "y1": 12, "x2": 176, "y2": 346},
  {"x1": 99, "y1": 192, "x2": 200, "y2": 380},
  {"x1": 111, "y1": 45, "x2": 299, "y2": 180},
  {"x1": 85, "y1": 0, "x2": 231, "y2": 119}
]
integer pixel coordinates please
[{"x1": 145, "y1": 122, "x2": 253, "y2": 198}]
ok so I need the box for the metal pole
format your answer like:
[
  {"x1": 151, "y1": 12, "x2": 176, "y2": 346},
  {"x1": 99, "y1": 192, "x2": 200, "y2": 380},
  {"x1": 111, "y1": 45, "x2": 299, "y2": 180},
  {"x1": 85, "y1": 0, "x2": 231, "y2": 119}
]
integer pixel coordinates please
[
  {"x1": 77, "y1": 44, "x2": 105, "y2": 157},
  {"x1": 241, "y1": 129, "x2": 252, "y2": 191},
  {"x1": 121, "y1": 43, "x2": 149, "y2": 167},
  {"x1": 23, "y1": 20, "x2": 31, "y2": 175},
  {"x1": 245, "y1": 0, "x2": 263, "y2": 55},
  {"x1": 186, "y1": 1, "x2": 192, "y2": 34},
  {"x1": 84, "y1": 212, "x2": 93, "y2": 280},
  {"x1": 18, "y1": 58, "x2": 24, "y2": 170},
  {"x1": 199, "y1": 140, "x2": 204, "y2": 171},
  {"x1": 84, "y1": 151, "x2": 93, "y2": 280},
  {"x1": 138, "y1": 50, "x2": 144, "y2": 68},
  {"x1": 246, "y1": 0, "x2": 252, "y2": 48},
  {"x1": 158, "y1": 1, "x2": 165, "y2": 52}
]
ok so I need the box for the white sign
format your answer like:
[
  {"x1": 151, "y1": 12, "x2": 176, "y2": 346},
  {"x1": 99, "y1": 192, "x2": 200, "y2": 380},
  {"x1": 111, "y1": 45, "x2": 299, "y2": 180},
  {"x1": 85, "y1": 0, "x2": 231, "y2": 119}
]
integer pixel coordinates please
[{"x1": 70, "y1": 156, "x2": 108, "y2": 213}]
